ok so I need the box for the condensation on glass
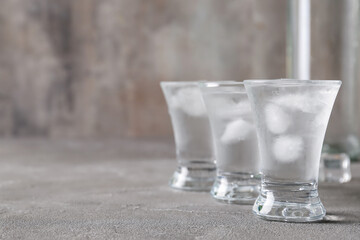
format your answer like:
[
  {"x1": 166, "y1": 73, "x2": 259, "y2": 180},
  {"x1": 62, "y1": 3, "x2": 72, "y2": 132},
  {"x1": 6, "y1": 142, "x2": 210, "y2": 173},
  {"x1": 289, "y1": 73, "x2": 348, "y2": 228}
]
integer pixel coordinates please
[
  {"x1": 245, "y1": 79, "x2": 341, "y2": 222},
  {"x1": 287, "y1": 0, "x2": 360, "y2": 183},
  {"x1": 161, "y1": 81, "x2": 216, "y2": 191},
  {"x1": 200, "y1": 81, "x2": 260, "y2": 204}
]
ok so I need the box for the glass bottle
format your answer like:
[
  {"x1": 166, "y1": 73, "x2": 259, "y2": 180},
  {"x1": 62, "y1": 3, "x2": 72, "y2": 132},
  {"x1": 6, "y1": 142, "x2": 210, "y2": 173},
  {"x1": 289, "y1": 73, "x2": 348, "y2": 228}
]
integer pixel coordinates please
[{"x1": 287, "y1": 0, "x2": 360, "y2": 183}]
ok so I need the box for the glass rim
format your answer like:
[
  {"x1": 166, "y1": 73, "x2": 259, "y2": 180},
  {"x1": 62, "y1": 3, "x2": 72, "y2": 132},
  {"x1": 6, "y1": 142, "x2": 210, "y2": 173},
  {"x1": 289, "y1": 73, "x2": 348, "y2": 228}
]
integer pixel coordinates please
[
  {"x1": 198, "y1": 81, "x2": 244, "y2": 88},
  {"x1": 243, "y1": 79, "x2": 342, "y2": 86},
  {"x1": 160, "y1": 81, "x2": 206, "y2": 86},
  {"x1": 198, "y1": 81, "x2": 246, "y2": 94},
  {"x1": 161, "y1": 80, "x2": 242, "y2": 86}
]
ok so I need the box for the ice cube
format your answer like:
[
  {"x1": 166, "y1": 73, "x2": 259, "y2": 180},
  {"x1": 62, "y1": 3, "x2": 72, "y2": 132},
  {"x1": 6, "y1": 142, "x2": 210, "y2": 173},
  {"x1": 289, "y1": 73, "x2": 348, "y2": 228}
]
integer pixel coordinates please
[
  {"x1": 208, "y1": 96, "x2": 234, "y2": 110},
  {"x1": 264, "y1": 103, "x2": 291, "y2": 134},
  {"x1": 316, "y1": 88, "x2": 338, "y2": 106},
  {"x1": 272, "y1": 94, "x2": 319, "y2": 113},
  {"x1": 175, "y1": 87, "x2": 207, "y2": 117},
  {"x1": 312, "y1": 107, "x2": 331, "y2": 129},
  {"x1": 219, "y1": 100, "x2": 252, "y2": 120},
  {"x1": 273, "y1": 135, "x2": 304, "y2": 163},
  {"x1": 220, "y1": 119, "x2": 252, "y2": 144},
  {"x1": 235, "y1": 100, "x2": 252, "y2": 114}
]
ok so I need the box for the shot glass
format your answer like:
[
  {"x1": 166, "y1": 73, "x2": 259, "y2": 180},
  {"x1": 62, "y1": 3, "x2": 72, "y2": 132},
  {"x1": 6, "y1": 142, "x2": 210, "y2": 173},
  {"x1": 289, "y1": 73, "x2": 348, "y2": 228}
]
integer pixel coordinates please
[
  {"x1": 199, "y1": 81, "x2": 260, "y2": 204},
  {"x1": 161, "y1": 82, "x2": 216, "y2": 191},
  {"x1": 244, "y1": 79, "x2": 341, "y2": 222}
]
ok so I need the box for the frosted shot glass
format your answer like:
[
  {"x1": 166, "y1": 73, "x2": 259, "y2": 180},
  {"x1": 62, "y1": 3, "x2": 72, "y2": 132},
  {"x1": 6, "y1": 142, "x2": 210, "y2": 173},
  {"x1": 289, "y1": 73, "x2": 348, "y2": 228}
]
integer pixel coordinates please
[
  {"x1": 161, "y1": 82, "x2": 215, "y2": 191},
  {"x1": 199, "y1": 82, "x2": 260, "y2": 204},
  {"x1": 244, "y1": 79, "x2": 341, "y2": 222}
]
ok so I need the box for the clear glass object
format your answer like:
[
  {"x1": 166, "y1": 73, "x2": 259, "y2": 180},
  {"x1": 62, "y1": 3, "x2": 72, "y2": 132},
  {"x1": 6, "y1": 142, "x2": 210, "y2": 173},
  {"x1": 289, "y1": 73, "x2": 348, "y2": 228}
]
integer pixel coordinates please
[
  {"x1": 319, "y1": 153, "x2": 352, "y2": 183},
  {"x1": 244, "y1": 79, "x2": 341, "y2": 222},
  {"x1": 161, "y1": 81, "x2": 216, "y2": 191},
  {"x1": 322, "y1": 0, "x2": 360, "y2": 163},
  {"x1": 199, "y1": 81, "x2": 260, "y2": 204},
  {"x1": 287, "y1": 0, "x2": 360, "y2": 165}
]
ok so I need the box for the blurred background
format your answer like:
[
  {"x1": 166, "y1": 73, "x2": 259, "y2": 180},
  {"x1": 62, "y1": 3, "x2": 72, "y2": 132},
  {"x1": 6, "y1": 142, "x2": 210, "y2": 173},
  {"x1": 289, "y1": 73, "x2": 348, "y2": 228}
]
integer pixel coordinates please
[{"x1": 0, "y1": 0, "x2": 356, "y2": 140}]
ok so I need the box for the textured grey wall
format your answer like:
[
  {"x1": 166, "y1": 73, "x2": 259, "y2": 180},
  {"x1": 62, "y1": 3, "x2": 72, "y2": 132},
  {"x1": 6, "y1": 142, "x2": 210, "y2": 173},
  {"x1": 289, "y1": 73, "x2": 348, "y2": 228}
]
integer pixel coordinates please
[{"x1": 0, "y1": 0, "x2": 347, "y2": 138}]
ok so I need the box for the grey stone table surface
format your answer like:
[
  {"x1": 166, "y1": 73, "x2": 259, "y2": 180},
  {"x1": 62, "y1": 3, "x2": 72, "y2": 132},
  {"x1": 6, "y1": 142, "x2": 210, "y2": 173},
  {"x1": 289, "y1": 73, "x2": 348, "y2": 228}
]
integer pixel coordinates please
[{"x1": 0, "y1": 139, "x2": 358, "y2": 240}]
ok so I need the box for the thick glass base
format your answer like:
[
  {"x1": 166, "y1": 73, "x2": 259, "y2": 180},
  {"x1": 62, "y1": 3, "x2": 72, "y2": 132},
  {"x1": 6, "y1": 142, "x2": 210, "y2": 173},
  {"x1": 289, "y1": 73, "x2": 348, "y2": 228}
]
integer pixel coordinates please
[
  {"x1": 211, "y1": 172, "x2": 260, "y2": 204},
  {"x1": 169, "y1": 163, "x2": 216, "y2": 191},
  {"x1": 253, "y1": 180, "x2": 326, "y2": 222}
]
